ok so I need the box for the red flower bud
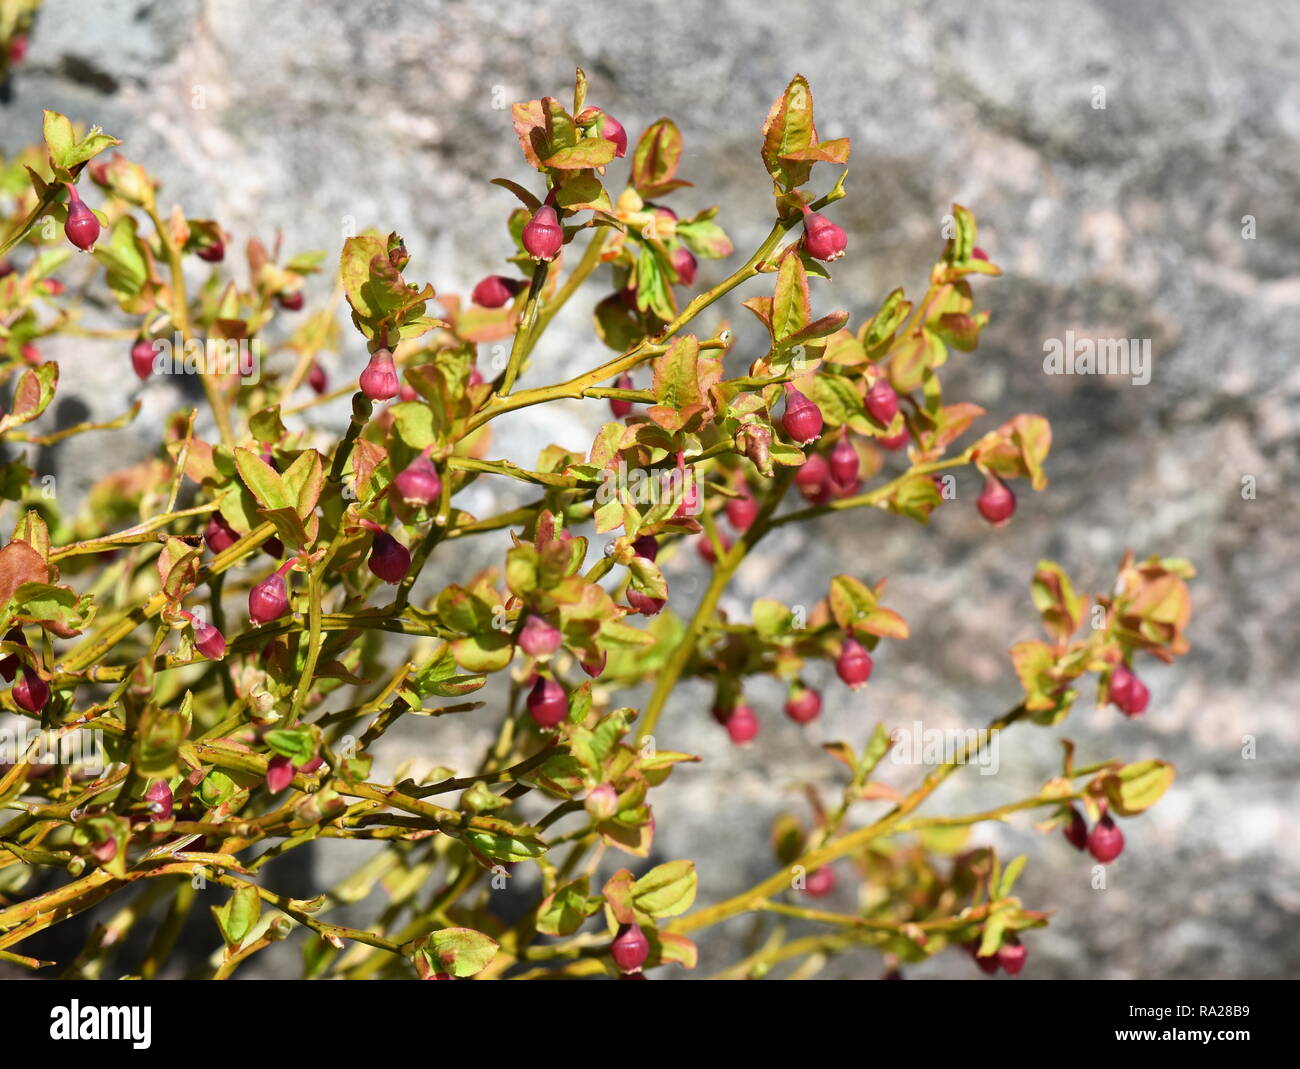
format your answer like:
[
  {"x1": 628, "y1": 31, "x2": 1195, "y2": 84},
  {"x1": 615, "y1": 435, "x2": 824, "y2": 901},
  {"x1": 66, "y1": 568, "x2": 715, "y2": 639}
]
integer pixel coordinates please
[
  {"x1": 145, "y1": 780, "x2": 174, "y2": 822},
  {"x1": 795, "y1": 452, "x2": 833, "y2": 505},
  {"x1": 609, "y1": 372, "x2": 634, "y2": 418},
  {"x1": 865, "y1": 379, "x2": 899, "y2": 426},
  {"x1": 781, "y1": 383, "x2": 823, "y2": 444},
  {"x1": 522, "y1": 205, "x2": 563, "y2": 262},
  {"x1": 1109, "y1": 662, "x2": 1150, "y2": 717},
  {"x1": 368, "y1": 532, "x2": 411, "y2": 583},
  {"x1": 307, "y1": 362, "x2": 327, "y2": 395},
  {"x1": 835, "y1": 636, "x2": 873, "y2": 688},
  {"x1": 526, "y1": 675, "x2": 569, "y2": 728},
  {"x1": 671, "y1": 245, "x2": 697, "y2": 287},
  {"x1": 277, "y1": 290, "x2": 305, "y2": 311},
  {"x1": 579, "y1": 650, "x2": 607, "y2": 678},
  {"x1": 359, "y1": 347, "x2": 399, "y2": 401},
  {"x1": 188, "y1": 614, "x2": 227, "y2": 660},
  {"x1": 976, "y1": 473, "x2": 1016, "y2": 526},
  {"x1": 878, "y1": 428, "x2": 910, "y2": 450},
  {"x1": 204, "y1": 512, "x2": 239, "y2": 555},
  {"x1": 266, "y1": 754, "x2": 294, "y2": 794},
  {"x1": 13, "y1": 669, "x2": 49, "y2": 714},
  {"x1": 394, "y1": 451, "x2": 442, "y2": 506},
  {"x1": 131, "y1": 339, "x2": 156, "y2": 381},
  {"x1": 63, "y1": 183, "x2": 101, "y2": 251},
  {"x1": 972, "y1": 247, "x2": 989, "y2": 261},
  {"x1": 610, "y1": 922, "x2": 649, "y2": 973},
  {"x1": 723, "y1": 703, "x2": 760, "y2": 744},
  {"x1": 803, "y1": 866, "x2": 836, "y2": 897},
  {"x1": 598, "y1": 111, "x2": 627, "y2": 158},
  {"x1": 784, "y1": 683, "x2": 822, "y2": 724},
  {"x1": 519, "y1": 614, "x2": 562, "y2": 658},
  {"x1": 631, "y1": 535, "x2": 659, "y2": 562},
  {"x1": 1087, "y1": 814, "x2": 1125, "y2": 863},
  {"x1": 471, "y1": 275, "x2": 525, "y2": 308},
  {"x1": 584, "y1": 784, "x2": 619, "y2": 822},
  {"x1": 469, "y1": 365, "x2": 484, "y2": 387},
  {"x1": 249, "y1": 563, "x2": 293, "y2": 625},
  {"x1": 998, "y1": 939, "x2": 1027, "y2": 976},
  {"x1": 800, "y1": 205, "x2": 847, "y2": 262},
  {"x1": 20, "y1": 342, "x2": 41, "y2": 365},
  {"x1": 197, "y1": 239, "x2": 225, "y2": 263},
  {"x1": 0, "y1": 627, "x2": 27, "y2": 683},
  {"x1": 726, "y1": 489, "x2": 759, "y2": 530},
  {"x1": 1063, "y1": 806, "x2": 1088, "y2": 851},
  {"x1": 626, "y1": 589, "x2": 666, "y2": 616},
  {"x1": 829, "y1": 433, "x2": 860, "y2": 488}
]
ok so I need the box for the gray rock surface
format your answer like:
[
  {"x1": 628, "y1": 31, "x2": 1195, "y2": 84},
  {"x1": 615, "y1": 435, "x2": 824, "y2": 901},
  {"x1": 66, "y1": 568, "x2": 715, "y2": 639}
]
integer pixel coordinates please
[{"x1": 3, "y1": 0, "x2": 1297, "y2": 979}]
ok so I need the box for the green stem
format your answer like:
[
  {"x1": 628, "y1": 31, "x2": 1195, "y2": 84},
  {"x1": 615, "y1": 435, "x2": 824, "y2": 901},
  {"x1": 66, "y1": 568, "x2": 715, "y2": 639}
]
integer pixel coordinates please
[{"x1": 499, "y1": 259, "x2": 551, "y2": 396}]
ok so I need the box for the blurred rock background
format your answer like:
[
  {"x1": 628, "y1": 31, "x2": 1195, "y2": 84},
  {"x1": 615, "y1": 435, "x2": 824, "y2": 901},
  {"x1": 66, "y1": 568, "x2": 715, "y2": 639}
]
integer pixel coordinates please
[{"x1": 2, "y1": 0, "x2": 1297, "y2": 978}]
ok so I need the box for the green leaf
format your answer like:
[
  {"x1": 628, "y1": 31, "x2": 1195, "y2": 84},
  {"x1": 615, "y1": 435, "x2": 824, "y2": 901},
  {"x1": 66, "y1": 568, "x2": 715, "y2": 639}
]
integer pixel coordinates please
[
  {"x1": 554, "y1": 173, "x2": 610, "y2": 213},
  {"x1": 91, "y1": 215, "x2": 152, "y2": 312},
  {"x1": 42, "y1": 111, "x2": 75, "y2": 168},
  {"x1": 857, "y1": 607, "x2": 909, "y2": 640},
  {"x1": 631, "y1": 118, "x2": 689, "y2": 197},
  {"x1": 1031, "y1": 560, "x2": 1083, "y2": 643},
  {"x1": 632, "y1": 860, "x2": 697, "y2": 918},
  {"x1": 0, "y1": 363, "x2": 59, "y2": 432},
  {"x1": 752, "y1": 598, "x2": 795, "y2": 641},
  {"x1": 944, "y1": 203, "x2": 977, "y2": 264},
  {"x1": 535, "y1": 878, "x2": 602, "y2": 937},
  {"x1": 887, "y1": 329, "x2": 945, "y2": 394},
  {"x1": 997, "y1": 854, "x2": 1028, "y2": 898},
  {"x1": 676, "y1": 218, "x2": 733, "y2": 259},
  {"x1": 761, "y1": 75, "x2": 817, "y2": 189},
  {"x1": 506, "y1": 544, "x2": 540, "y2": 598},
  {"x1": 772, "y1": 253, "x2": 810, "y2": 342},
  {"x1": 649, "y1": 334, "x2": 719, "y2": 433},
  {"x1": 11, "y1": 581, "x2": 92, "y2": 633},
  {"x1": 827, "y1": 574, "x2": 877, "y2": 632},
  {"x1": 216, "y1": 884, "x2": 261, "y2": 947},
  {"x1": 543, "y1": 140, "x2": 616, "y2": 170},
  {"x1": 11, "y1": 512, "x2": 50, "y2": 562},
  {"x1": 807, "y1": 373, "x2": 867, "y2": 431},
  {"x1": 419, "y1": 928, "x2": 499, "y2": 978},
  {"x1": 978, "y1": 910, "x2": 1009, "y2": 958},
  {"x1": 133, "y1": 705, "x2": 187, "y2": 779},
  {"x1": 859, "y1": 721, "x2": 892, "y2": 779},
  {"x1": 249, "y1": 406, "x2": 287, "y2": 445},
  {"x1": 462, "y1": 831, "x2": 548, "y2": 863},
  {"x1": 1102, "y1": 760, "x2": 1175, "y2": 817},
  {"x1": 862, "y1": 288, "x2": 911, "y2": 351},
  {"x1": 234, "y1": 447, "x2": 292, "y2": 512},
  {"x1": 411, "y1": 642, "x2": 487, "y2": 698},
  {"x1": 280, "y1": 449, "x2": 325, "y2": 518},
  {"x1": 264, "y1": 728, "x2": 315, "y2": 765}
]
